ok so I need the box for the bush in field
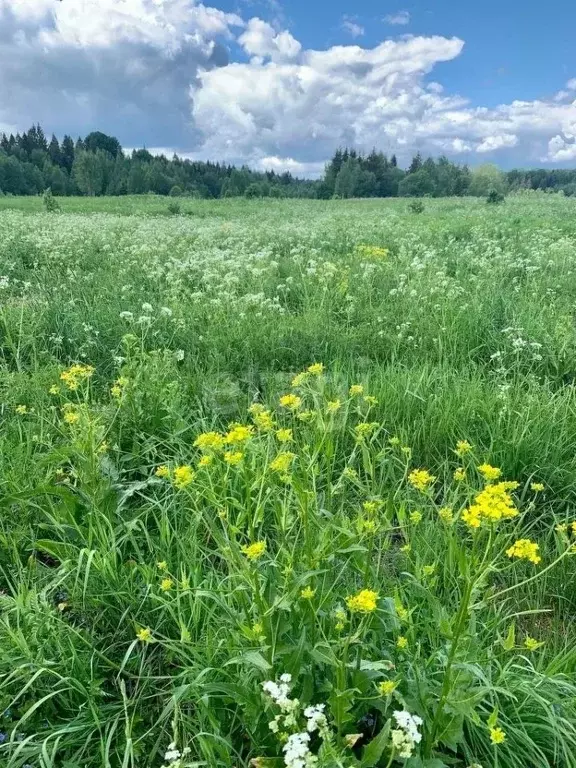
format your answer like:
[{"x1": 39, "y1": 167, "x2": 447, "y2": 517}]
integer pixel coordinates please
[
  {"x1": 408, "y1": 199, "x2": 425, "y2": 214},
  {"x1": 487, "y1": 188, "x2": 505, "y2": 204},
  {"x1": 42, "y1": 186, "x2": 60, "y2": 212},
  {"x1": 167, "y1": 200, "x2": 181, "y2": 215},
  {"x1": 245, "y1": 182, "x2": 261, "y2": 198}
]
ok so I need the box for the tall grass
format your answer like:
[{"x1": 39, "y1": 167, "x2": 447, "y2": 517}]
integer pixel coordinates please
[{"x1": 0, "y1": 194, "x2": 575, "y2": 767}]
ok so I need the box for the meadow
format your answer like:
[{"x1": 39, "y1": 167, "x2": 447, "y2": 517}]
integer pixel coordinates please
[{"x1": 0, "y1": 193, "x2": 575, "y2": 768}]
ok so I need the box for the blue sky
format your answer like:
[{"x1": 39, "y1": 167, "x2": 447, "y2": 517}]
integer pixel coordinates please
[{"x1": 2, "y1": 0, "x2": 576, "y2": 174}]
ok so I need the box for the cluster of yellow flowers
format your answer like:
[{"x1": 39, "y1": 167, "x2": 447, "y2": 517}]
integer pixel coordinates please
[
  {"x1": 477, "y1": 463, "x2": 502, "y2": 481},
  {"x1": 110, "y1": 376, "x2": 129, "y2": 399},
  {"x1": 248, "y1": 404, "x2": 275, "y2": 431},
  {"x1": 173, "y1": 465, "x2": 195, "y2": 489},
  {"x1": 279, "y1": 393, "x2": 302, "y2": 410},
  {"x1": 408, "y1": 469, "x2": 436, "y2": 492},
  {"x1": 506, "y1": 538, "x2": 541, "y2": 565},
  {"x1": 193, "y1": 431, "x2": 225, "y2": 451},
  {"x1": 345, "y1": 588, "x2": 379, "y2": 614},
  {"x1": 60, "y1": 363, "x2": 94, "y2": 391},
  {"x1": 270, "y1": 451, "x2": 296, "y2": 474},
  {"x1": 355, "y1": 244, "x2": 389, "y2": 260},
  {"x1": 461, "y1": 481, "x2": 519, "y2": 528},
  {"x1": 242, "y1": 541, "x2": 266, "y2": 561},
  {"x1": 291, "y1": 362, "x2": 325, "y2": 387}
]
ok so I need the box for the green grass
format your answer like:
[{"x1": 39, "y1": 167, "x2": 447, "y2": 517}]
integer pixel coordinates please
[{"x1": 0, "y1": 193, "x2": 575, "y2": 767}]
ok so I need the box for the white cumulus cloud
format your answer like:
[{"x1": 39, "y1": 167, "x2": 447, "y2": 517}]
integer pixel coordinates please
[{"x1": 3, "y1": 3, "x2": 576, "y2": 172}]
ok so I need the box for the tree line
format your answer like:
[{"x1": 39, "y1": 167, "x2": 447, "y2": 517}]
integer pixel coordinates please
[
  {"x1": 2, "y1": 124, "x2": 576, "y2": 199},
  {"x1": 0, "y1": 124, "x2": 317, "y2": 199}
]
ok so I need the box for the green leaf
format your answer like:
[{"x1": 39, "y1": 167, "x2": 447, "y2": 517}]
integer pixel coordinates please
[
  {"x1": 35, "y1": 539, "x2": 79, "y2": 563},
  {"x1": 487, "y1": 707, "x2": 499, "y2": 728},
  {"x1": 310, "y1": 642, "x2": 337, "y2": 666},
  {"x1": 360, "y1": 719, "x2": 390, "y2": 767},
  {"x1": 502, "y1": 622, "x2": 515, "y2": 651},
  {"x1": 225, "y1": 651, "x2": 271, "y2": 673}
]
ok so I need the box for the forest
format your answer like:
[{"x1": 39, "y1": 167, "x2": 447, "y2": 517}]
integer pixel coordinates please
[{"x1": 2, "y1": 123, "x2": 576, "y2": 198}]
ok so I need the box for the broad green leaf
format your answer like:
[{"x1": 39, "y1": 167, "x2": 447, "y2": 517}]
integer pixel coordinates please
[
  {"x1": 503, "y1": 622, "x2": 516, "y2": 651},
  {"x1": 360, "y1": 719, "x2": 390, "y2": 767}
]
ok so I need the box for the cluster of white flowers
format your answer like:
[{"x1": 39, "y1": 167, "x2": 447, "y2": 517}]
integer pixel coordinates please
[
  {"x1": 262, "y1": 675, "x2": 333, "y2": 768},
  {"x1": 303, "y1": 703, "x2": 328, "y2": 736},
  {"x1": 161, "y1": 741, "x2": 191, "y2": 768},
  {"x1": 283, "y1": 732, "x2": 318, "y2": 768},
  {"x1": 391, "y1": 709, "x2": 423, "y2": 759}
]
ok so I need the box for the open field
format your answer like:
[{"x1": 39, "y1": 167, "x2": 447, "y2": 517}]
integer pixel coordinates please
[{"x1": 1, "y1": 194, "x2": 576, "y2": 767}]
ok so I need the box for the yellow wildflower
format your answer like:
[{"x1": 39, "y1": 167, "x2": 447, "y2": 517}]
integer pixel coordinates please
[
  {"x1": 378, "y1": 681, "x2": 397, "y2": 696},
  {"x1": 291, "y1": 371, "x2": 308, "y2": 387},
  {"x1": 346, "y1": 589, "x2": 379, "y2": 614},
  {"x1": 15, "y1": 405, "x2": 28, "y2": 415},
  {"x1": 157, "y1": 561, "x2": 168, "y2": 570},
  {"x1": 300, "y1": 586, "x2": 315, "y2": 599},
  {"x1": 155, "y1": 465, "x2": 170, "y2": 479},
  {"x1": 60, "y1": 363, "x2": 94, "y2": 391},
  {"x1": 506, "y1": 538, "x2": 541, "y2": 565},
  {"x1": 556, "y1": 523, "x2": 568, "y2": 534},
  {"x1": 572, "y1": 522, "x2": 576, "y2": 534},
  {"x1": 478, "y1": 463, "x2": 502, "y2": 481},
  {"x1": 249, "y1": 405, "x2": 275, "y2": 431},
  {"x1": 364, "y1": 395, "x2": 378, "y2": 406},
  {"x1": 198, "y1": 455, "x2": 213, "y2": 468},
  {"x1": 389, "y1": 436, "x2": 401, "y2": 446},
  {"x1": 160, "y1": 578, "x2": 173, "y2": 592},
  {"x1": 63, "y1": 410, "x2": 80, "y2": 425},
  {"x1": 349, "y1": 384, "x2": 364, "y2": 396},
  {"x1": 355, "y1": 422, "x2": 378, "y2": 441},
  {"x1": 224, "y1": 451, "x2": 243, "y2": 465},
  {"x1": 462, "y1": 482, "x2": 519, "y2": 529},
  {"x1": 194, "y1": 431, "x2": 225, "y2": 451},
  {"x1": 307, "y1": 362, "x2": 324, "y2": 375},
  {"x1": 270, "y1": 451, "x2": 296, "y2": 473},
  {"x1": 342, "y1": 467, "x2": 358, "y2": 480},
  {"x1": 489, "y1": 727, "x2": 506, "y2": 745},
  {"x1": 438, "y1": 507, "x2": 454, "y2": 524},
  {"x1": 280, "y1": 393, "x2": 302, "y2": 410},
  {"x1": 173, "y1": 465, "x2": 195, "y2": 489},
  {"x1": 242, "y1": 541, "x2": 266, "y2": 561},
  {"x1": 410, "y1": 510, "x2": 423, "y2": 524},
  {"x1": 454, "y1": 467, "x2": 466, "y2": 482},
  {"x1": 326, "y1": 399, "x2": 341, "y2": 413},
  {"x1": 423, "y1": 564, "x2": 436, "y2": 577},
  {"x1": 395, "y1": 600, "x2": 409, "y2": 622},
  {"x1": 49, "y1": 385, "x2": 60, "y2": 395},
  {"x1": 276, "y1": 428, "x2": 293, "y2": 443},
  {"x1": 524, "y1": 636, "x2": 543, "y2": 651},
  {"x1": 455, "y1": 440, "x2": 472, "y2": 457},
  {"x1": 225, "y1": 424, "x2": 254, "y2": 444},
  {"x1": 408, "y1": 469, "x2": 436, "y2": 492},
  {"x1": 136, "y1": 627, "x2": 153, "y2": 643},
  {"x1": 400, "y1": 543, "x2": 411, "y2": 553},
  {"x1": 530, "y1": 482, "x2": 545, "y2": 492},
  {"x1": 396, "y1": 636, "x2": 408, "y2": 649}
]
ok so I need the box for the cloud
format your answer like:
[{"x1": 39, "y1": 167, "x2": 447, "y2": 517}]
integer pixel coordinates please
[
  {"x1": 3, "y1": 4, "x2": 576, "y2": 172},
  {"x1": 342, "y1": 17, "x2": 365, "y2": 38},
  {"x1": 0, "y1": 0, "x2": 242, "y2": 147},
  {"x1": 239, "y1": 17, "x2": 301, "y2": 61},
  {"x1": 384, "y1": 11, "x2": 410, "y2": 26}
]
